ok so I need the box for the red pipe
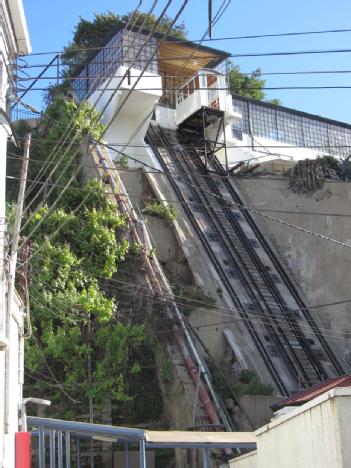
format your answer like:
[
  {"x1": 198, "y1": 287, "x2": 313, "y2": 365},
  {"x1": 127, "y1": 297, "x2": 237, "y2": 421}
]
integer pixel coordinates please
[
  {"x1": 173, "y1": 325, "x2": 222, "y2": 426},
  {"x1": 94, "y1": 143, "x2": 228, "y2": 436}
]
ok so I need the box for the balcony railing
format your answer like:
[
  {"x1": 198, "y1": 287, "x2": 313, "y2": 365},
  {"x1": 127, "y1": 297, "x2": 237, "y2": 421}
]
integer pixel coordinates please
[
  {"x1": 174, "y1": 70, "x2": 233, "y2": 125},
  {"x1": 11, "y1": 105, "x2": 42, "y2": 122}
]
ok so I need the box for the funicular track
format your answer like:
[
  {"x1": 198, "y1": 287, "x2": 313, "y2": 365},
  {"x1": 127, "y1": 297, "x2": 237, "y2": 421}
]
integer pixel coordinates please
[{"x1": 146, "y1": 124, "x2": 344, "y2": 396}]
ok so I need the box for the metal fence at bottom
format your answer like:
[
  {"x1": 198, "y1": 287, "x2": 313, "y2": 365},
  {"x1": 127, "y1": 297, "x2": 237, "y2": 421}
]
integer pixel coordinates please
[
  {"x1": 28, "y1": 416, "x2": 256, "y2": 468},
  {"x1": 28, "y1": 417, "x2": 147, "y2": 468}
]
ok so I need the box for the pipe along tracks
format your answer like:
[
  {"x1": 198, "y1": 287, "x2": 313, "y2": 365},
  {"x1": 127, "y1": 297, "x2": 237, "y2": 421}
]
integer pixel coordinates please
[{"x1": 146, "y1": 124, "x2": 344, "y2": 396}]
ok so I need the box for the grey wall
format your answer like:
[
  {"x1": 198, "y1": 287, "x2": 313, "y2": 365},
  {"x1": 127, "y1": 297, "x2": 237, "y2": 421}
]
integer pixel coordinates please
[{"x1": 235, "y1": 177, "x2": 351, "y2": 369}]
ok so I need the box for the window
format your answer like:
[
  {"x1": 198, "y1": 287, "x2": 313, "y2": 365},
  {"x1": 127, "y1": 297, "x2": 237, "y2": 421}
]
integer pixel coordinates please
[
  {"x1": 72, "y1": 29, "x2": 157, "y2": 101},
  {"x1": 232, "y1": 96, "x2": 351, "y2": 158}
]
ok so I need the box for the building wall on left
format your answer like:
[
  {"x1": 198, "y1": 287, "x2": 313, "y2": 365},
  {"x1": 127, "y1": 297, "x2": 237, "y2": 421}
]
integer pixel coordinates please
[{"x1": 0, "y1": 1, "x2": 30, "y2": 467}]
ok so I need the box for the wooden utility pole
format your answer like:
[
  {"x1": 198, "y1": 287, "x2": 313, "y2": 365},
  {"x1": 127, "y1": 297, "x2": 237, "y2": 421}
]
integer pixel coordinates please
[
  {"x1": 9, "y1": 133, "x2": 31, "y2": 262},
  {"x1": 5, "y1": 133, "x2": 31, "y2": 431}
]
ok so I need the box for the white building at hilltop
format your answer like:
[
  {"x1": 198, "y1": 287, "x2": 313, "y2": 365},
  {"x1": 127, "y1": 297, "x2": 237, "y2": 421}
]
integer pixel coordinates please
[{"x1": 71, "y1": 24, "x2": 351, "y2": 173}]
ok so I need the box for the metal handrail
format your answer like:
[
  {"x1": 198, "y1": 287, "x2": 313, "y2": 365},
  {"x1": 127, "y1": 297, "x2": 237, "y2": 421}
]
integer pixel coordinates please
[
  {"x1": 28, "y1": 416, "x2": 147, "y2": 468},
  {"x1": 28, "y1": 416, "x2": 145, "y2": 439}
]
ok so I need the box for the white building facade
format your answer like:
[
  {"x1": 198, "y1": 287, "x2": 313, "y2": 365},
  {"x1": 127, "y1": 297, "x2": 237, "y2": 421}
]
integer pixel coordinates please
[
  {"x1": 0, "y1": 1, "x2": 31, "y2": 467},
  {"x1": 230, "y1": 387, "x2": 351, "y2": 468}
]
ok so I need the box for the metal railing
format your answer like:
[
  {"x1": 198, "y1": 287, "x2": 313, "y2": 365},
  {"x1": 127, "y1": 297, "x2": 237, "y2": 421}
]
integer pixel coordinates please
[
  {"x1": 28, "y1": 416, "x2": 147, "y2": 468},
  {"x1": 28, "y1": 416, "x2": 255, "y2": 467},
  {"x1": 11, "y1": 105, "x2": 41, "y2": 122}
]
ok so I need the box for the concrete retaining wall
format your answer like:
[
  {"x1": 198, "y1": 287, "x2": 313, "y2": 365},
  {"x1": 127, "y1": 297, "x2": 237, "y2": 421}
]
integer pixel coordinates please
[{"x1": 235, "y1": 176, "x2": 351, "y2": 367}]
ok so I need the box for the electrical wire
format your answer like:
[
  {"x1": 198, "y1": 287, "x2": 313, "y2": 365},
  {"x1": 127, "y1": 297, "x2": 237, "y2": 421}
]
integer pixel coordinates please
[
  {"x1": 14, "y1": 1, "x2": 191, "y2": 259},
  {"x1": 31, "y1": 333, "x2": 80, "y2": 403},
  {"x1": 17, "y1": 48, "x2": 351, "y2": 64},
  {"x1": 21, "y1": 1, "x2": 162, "y2": 212},
  {"x1": 19, "y1": 85, "x2": 351, "y2": 92},
  {"x1": 27, "y1": 246, "x2": 351, "y2": 340},
  {"x1": 22, "y1": 0, "x2": 148, "y2": 207},
  {"x1": 20, "y1": 27, "x2": 351, "y2": 57},
  {"x1": 17, "y1": 69, "x2": 351, "y2": 80},
  {"x1": 102, "y1": 141, "x2": 351, "y2": 250},
  {"x1": 13, "y1": 130, "x2": 351, "y2": 254},
  {"x1": 20, "y1": 0, "x2": 166, "y2": 210},
  {"x1": 27, "y1": 263, "x2": 351, "y2": 343},
  {"x1": 12, "y1": 150, "x2": 351, "y2": 344},
  {"x1": 7, "y1": 171, "x2": 351, "y2": 219},
  {"x1": 15, "y1": 11, "x2": 351, "y2": 378},
  {"x1": 13, "y1": 135, "x2": 351, "y2": 150},
  {"x1": 13, "y1": 0, "x2": 171, "y2": 249}
]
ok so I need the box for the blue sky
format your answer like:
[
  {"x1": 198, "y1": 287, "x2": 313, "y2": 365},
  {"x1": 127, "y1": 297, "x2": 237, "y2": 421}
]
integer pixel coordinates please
[{"x1": 22, "y1": 0, "x2": 351, "y2": 123}]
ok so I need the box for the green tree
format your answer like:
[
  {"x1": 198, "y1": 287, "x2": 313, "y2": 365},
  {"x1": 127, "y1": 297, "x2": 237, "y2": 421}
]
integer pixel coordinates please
[
  {"x1": 229, "y1": 63, "x2": 266, "y2": 100},
  {"x1": 24, "y1": 181, "x2": 144, "y2": 414},
  {"x1": 229, "y1": 62, "x2": 281, "y2": 105},
  {"x1": 8, "y1": 96, "x2": 104, "y2": 204},
  {"x1": 9, "y1": 97, "x2": 147, "y2": 417}
]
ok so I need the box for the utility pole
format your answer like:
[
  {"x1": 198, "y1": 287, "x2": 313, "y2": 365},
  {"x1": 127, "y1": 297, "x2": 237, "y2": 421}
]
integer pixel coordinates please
[
  {"x1": 87, "y1": 314, "x2": 94, "y2": 468},
  {"x1": 5, "y1": 133, "x2": 31, "y2": 432}
]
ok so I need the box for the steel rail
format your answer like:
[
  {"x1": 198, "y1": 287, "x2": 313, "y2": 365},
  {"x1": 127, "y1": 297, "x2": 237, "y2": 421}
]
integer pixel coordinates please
[
  {"x1": 146, "y1": 124, "x2": 289, "y2": 396},
  {"x1": 157, "y1": 126, "x2": 319, "y2": 387},
  {"x1": 207, "y1": 151, "x2": 345, "y2": 376},
  {"x1": 184, "y1": 133, "x2": 327, "y2": 383}
]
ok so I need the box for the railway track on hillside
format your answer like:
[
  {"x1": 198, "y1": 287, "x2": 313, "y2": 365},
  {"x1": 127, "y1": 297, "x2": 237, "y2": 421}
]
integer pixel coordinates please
[{"x1": 146, "y1": 124, "x2": 344, "y2": 395}]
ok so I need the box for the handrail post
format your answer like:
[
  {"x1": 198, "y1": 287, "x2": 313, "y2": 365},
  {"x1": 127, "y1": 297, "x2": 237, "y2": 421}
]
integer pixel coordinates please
[
  {"x1": 50, "y1": 430, "x2": 56, "y2": 468},
  {"x1": 203, "y1": 448, "x2": 210, "y2": 468},
  {"x1": 125, "y1": 442, "x2": 130, "y2": 468},
  {"x1": 76, "y1": 438, "x2": 81, "y2": 468},
  {"x1": 58, "y1": 431, "x2": 63, "y2": 468},
  {"x1": 39, "y1": 426, "x2": 45, "y2": 468},
  {"x1": 65, "y1": 432, "x2": 71, "y2": 468},
  {"x1": 139, "y1": 439, "x2": 147, "y2": 468}
]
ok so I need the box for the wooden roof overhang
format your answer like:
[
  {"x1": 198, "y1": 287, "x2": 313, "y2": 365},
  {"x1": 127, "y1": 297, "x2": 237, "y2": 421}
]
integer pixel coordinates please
[{"x1": 157, "y1": 38, "x2": 230, "y2": 77}]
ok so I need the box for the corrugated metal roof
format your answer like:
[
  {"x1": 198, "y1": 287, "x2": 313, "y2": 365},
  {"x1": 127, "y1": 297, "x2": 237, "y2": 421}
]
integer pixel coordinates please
[{"x1": 271, "y1": 375, "x2": 351, "y2": 411}]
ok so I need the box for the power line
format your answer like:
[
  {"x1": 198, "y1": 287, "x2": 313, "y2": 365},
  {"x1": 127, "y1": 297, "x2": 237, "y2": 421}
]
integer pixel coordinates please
[
  {"x1": 14, "y1": 1, "x2": 189, "y2": 255},
  {"x1": 13, "y1": 136, "x2": 351, "y2": 150},
  {"x1": 27, "y1": 245, "x2": 351, "y2": 326},
  {"x1": 21, "y1": 0, "x2": 149, "y2": 208},
  {"x1": 102, "y1": 142, "x2": 351, "y2": 250},
  {"x1": 27, "y1": 262, "x2": 351, "y2": 347},
  {"x1": 20, "y1": 48, "x2": 351, "y2": 66},
  {"x1": 19, "y1": 86, "x2": 351, "y2": 92},
  {"x1": 27, "y1": 262, "x2": 351, "y2": 343},
  {"x1": 7, "y1": 168, "x2": 351, "y2": 219},
  {"x1": 13, "y1": 149, "x2": 351, "y2": 346},
  {"x1": 18, "y1": 132, "x2": 351, "y2": 253},
  {"x1": 20, "y1": 27, "x2": 351, "y2": 57},
  {"x1": 16, "y1": 69, "x2": 351, "y2": 80},
  {"x1": 14, "y1": 0, "x2": 168, "y2": 243}
]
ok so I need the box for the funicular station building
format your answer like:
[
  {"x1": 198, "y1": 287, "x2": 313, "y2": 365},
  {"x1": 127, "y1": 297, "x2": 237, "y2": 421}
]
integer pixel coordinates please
[{"x1": 71, "y1": 23, "x2": 351, "y2": 172}]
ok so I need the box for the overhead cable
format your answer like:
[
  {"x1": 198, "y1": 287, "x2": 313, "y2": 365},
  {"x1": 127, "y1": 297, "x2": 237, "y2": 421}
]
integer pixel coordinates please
[
  {"x1": 27, "y1": 259, "x2": 351, "y2": 342},
  {"x1": 15, "y1": 0, "x2": 188, "y2": 253},
  {"x1": 20, "y1": 27, "x2": 351, "y2": 57},
  {"x1": 8, "y1": 173, "x2": 351, "y2": 218},
  {"x1": 22, "y1": 0, "x2": 148, "y2": 207}
]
